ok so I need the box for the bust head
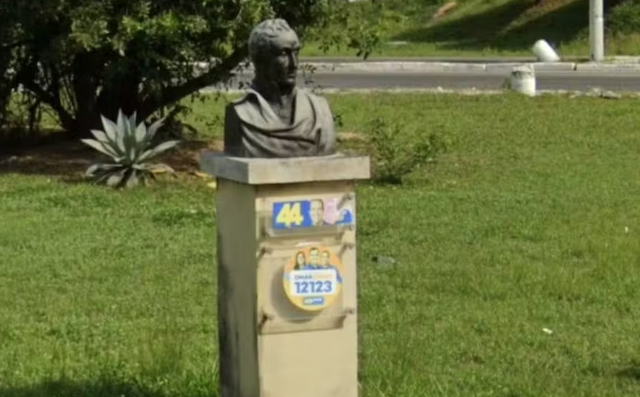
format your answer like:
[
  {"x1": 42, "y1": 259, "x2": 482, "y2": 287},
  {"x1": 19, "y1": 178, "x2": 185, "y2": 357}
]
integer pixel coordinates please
[{"x1": 249, "y1": 19, "x2": 300, "y2": 92}]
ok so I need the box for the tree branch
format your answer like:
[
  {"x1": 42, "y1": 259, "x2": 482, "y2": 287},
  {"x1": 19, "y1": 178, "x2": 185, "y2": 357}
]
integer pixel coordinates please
[
  {"x1": 0, "y1": 40, "x2": 28, "y2": 52},
  {"x1": 18, "y1": 74, "x2": 75, "y2": 131},
  {"x1": 139, "y1": 46, "x2": 248, "y2": 120}
]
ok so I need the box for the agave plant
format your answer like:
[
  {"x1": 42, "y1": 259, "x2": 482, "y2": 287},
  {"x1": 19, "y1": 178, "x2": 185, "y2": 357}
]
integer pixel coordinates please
[{"x1": 81, "y1": 110, "x2": 179, "y2": 189}]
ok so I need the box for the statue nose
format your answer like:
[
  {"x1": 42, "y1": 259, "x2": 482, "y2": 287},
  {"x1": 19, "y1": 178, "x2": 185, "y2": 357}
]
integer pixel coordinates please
[{"x1": 288, "y1": 54, "x2": 298, "y2": 69}]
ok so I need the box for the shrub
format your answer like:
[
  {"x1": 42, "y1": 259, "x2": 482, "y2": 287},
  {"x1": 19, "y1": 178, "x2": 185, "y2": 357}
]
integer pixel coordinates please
[
  {"x1": 609, "y1": 1, "x2": 640, "y2": 35},
  {"x1": 81, "y1": 110, "x2": 179, "y2": 189},
  {"x1": 366, "y1": 117, "x2": 447, "y2": 185},
  {"x1": 0, "y1": 93, "x2": 50, "y2": 149}
]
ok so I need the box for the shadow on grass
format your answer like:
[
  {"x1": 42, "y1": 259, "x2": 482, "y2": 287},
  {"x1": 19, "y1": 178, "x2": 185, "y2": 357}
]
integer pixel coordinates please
[
  {"x1": 394, "y1": 0, "x2": 533, "y2": 45},
  {"x1": 0, "y1": 378, "x2": 217, "y2": 397},
  {"x1": 617, "y1": 361, "x2": 640, "y2": 381},
  {"x1": 392, "y1": 0, "x2": 609, "y2": 52},
  {"x1": 503, "y1": 0, "x2": 590, "y2": 50}
]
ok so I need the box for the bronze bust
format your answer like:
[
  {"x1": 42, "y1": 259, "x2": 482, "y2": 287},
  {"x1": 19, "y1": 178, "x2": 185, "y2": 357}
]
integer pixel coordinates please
[{"x1": 223, "y1": 19, "x2": 337, "y2": 158}]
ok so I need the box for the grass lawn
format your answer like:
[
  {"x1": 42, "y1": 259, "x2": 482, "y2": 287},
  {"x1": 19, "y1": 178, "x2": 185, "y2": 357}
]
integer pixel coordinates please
[
  {"x1": 302, "y1": 0, "x2": 640, "y2": 58},
  {"x1": 3, "y1": 93, "x2": 640, "y2": 396}
]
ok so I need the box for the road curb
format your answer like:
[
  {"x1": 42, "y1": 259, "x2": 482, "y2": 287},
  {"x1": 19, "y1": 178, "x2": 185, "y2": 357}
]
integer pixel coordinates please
[
  {"x1": 303, "y1": 61, "x2": 640, "y2": 73},
  {"x1": 484, "y1": 63, "x2": 577, "y2": 72},
  {"x1": 201, "y1": 87, "x2": 640, "y2": 97},
  {"x1": 574, "y1": 62, "x2": 640, "y2": 72}
]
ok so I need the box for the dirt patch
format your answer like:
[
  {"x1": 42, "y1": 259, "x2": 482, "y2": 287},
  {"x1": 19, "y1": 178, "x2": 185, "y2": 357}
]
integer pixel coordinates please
[
  {"x1": 432, "y1": 2, "x2": 458, "y2": 20},
  {"x1": 0, "y1": 139, "x2": 223, "y2": 179},
  {"x1": 337, "y1": 132, "x2": 367, "y2": 143},
  {"x1": 505, "y1": 0, "x2": 580, "y2": 30},
  {"x1": 0, "y1": 131, "x2": 365, "y2": 179}
]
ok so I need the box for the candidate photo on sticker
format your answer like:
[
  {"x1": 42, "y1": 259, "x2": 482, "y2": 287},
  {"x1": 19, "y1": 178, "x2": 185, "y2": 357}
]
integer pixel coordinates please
[
  {"x1": 293, "y1": 251, "x2": 306, "y2": 270},
  {"x1": 306, "y1": 247, "x2": 321, "y2": 268},
  {"x1": 308, "y1": 199, "x2": 332, "y2": 226},
  {"x1": 321, "y1": 250, "x2": 343, "y2": 282},
  {"x1": 312, "y1": 197, "x2": 354, "y2": 226}
]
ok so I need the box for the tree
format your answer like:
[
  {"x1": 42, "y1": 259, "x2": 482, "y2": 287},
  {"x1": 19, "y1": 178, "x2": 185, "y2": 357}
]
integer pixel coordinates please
[
  {"x1": 1, "y1": 0, "x2": 381, "y2": 139},
  {"x1": 0, "y1": 2, "x2": 19, "y2": 128}
]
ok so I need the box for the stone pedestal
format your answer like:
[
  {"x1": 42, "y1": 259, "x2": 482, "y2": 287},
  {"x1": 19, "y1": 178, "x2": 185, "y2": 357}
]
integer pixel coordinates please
[{"x1": 200, "y1": 152, "x2": 371, "y2": 397}]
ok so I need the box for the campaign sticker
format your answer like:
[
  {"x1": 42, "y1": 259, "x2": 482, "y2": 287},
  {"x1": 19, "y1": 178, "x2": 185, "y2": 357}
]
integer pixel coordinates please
[
  {"x1": 282, "y1": 246, "x2": 344, "y2": 311},
  {"x1": 272, "y1": 198, "x2": 354, "y2": 230}
]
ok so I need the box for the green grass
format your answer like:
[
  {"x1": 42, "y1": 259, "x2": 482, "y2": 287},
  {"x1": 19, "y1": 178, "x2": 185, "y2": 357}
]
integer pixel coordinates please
[
  {"x1": 0, "y1": 179, "x2": 219, "y2": 397},
  {"x1": 4, "y1": 93, "x2": 640, "y2": 396},
  {"x1": 303, "y1": 0, "x2": 640, "y2": 58}
]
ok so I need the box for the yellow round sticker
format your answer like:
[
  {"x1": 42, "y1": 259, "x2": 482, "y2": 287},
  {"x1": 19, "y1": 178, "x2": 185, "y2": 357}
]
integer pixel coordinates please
[{"x1": 282, "y1": 246, "x2": 344, "y2": 311}]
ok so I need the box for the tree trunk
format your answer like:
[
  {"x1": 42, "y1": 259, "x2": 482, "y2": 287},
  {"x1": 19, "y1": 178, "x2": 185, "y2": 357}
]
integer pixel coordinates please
[
  {"x1": 96, "y1": 58, "x2": 143, "y2": 122},
  {"x1": 65, "y1": 55, "x2": 143, "y2": 139}
]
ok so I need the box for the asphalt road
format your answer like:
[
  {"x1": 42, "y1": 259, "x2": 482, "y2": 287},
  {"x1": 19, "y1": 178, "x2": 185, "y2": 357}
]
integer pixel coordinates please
[{"x1": 212, "y1": 70, "x2": 640, "y2": 92}]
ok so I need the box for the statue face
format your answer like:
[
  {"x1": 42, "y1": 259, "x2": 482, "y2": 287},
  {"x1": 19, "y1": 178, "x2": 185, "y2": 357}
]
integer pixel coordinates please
[{"x1": 263, "y1": 30, "x2": 300, "y2": 90}]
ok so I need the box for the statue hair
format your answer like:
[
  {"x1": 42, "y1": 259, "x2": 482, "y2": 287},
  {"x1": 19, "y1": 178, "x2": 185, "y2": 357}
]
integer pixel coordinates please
[{"x1": 248, "y1": 19, "x2": 297, "y2": 65}]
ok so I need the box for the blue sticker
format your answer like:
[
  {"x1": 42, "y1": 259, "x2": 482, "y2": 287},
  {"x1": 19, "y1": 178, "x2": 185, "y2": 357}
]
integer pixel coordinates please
[
  {"x1": 272, "y1": 198, "x2": 354, "y2": 230},
  {"x1": 272, "y1": 200, "x2": 312, "y2": 229},
  {"x1": 303, "y1": 297, "x2": 325, "y2": 306}
]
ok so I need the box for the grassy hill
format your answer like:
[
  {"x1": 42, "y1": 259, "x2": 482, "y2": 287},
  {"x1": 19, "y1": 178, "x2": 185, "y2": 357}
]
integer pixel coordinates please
[{"x1": 303, "y1": 0, "x2": 640, "y2": 58}]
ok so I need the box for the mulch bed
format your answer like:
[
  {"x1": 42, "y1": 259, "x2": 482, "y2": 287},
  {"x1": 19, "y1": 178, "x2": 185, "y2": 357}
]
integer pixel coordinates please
[
  {"x1": 0, "y1": 140, "x2": 223, "y2": 179},
  {"x1": 0, "y1": 132, "x2": 366, "y2": 180}
]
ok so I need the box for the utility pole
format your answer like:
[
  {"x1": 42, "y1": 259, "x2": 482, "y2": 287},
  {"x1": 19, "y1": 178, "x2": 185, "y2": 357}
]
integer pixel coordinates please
[{"x1": 590, "y1": 0, "x2": 604, "y2": 62}]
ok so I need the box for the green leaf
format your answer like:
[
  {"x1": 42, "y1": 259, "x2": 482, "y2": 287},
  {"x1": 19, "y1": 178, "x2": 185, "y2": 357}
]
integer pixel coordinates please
[
  {"x1": 126, "y1": 112, "x2": 139, "y2": 159},
  {"x1": 116, "y1": 130, "x2": 127, "y2": 156},
  {"x1": 110, "y1": 109, "x2": 128, "y2": 156},
  {"x1": 106, "y1": 169, "x2": 127, "y2": 188},
  {"x1": 125, "y1": 169, "x2": 140, "y2": 189},
  {"x1": 85, "y1": 163, "x2": 122, "y2": 177},
  {"x1": 90, "y1": 129, "x2": 110, "y2": 143},
  {"x1": 133, "y1": 162, "x2": 176, "y2": 174},
  {"x1": 146, "y1": 118, "x2": 165, "y2": 141},
  {"x1": 81, "y1": 139, "x2": 119, "y2": 159},
  {"x1": 137, "y1": 140, "x2": 179, "y2": 163},
  {"x1": 100, "y1": 115, "x2": 119, "y2": 144},
  {"x1": 132, "y1": 163, "x2": 149, "y2": 171},
  {"x1": 96, "y1": 170, "x2": 116, "y2": 183},
  {"x1": 117, "y1": 109, "x2": 127, "y2": 138},
  {"x1": 152, "y1": 163, "x2": 177, "y2": 176},
  {"x1": 135, "y1": 120, "x2": 148, "y2": 143},
  {"x1": 128, "y1": 112, "x2": 138, "y2": 133},
  {"x1": 127, "y1": 136, "x2": 136, "y2": 163}
]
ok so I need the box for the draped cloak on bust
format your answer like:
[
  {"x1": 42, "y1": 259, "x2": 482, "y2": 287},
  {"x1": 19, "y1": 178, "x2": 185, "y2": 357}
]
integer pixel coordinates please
[{"x1": 223, "y1": 87, "x2": 337, "y2": 158}]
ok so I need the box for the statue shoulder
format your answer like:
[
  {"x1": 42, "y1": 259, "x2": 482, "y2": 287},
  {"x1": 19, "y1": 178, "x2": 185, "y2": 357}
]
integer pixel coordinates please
[
  {"x1": 225, "y1": 92, "x2": 261, "y2": 123},
  {"x1": 228, "y1": 91, "x2": 256, "y2": 109},
  {"x1": 300, "y1": 89, "x2": 333, "y2": 114}
]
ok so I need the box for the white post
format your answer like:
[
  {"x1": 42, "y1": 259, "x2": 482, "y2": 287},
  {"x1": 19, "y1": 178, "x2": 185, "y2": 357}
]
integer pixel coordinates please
[
  {"x1": 510, "y1": 64, "x2": 536, "y2": 97},
  {"x1": 590, "y1": 0, "x2": 604, "y2": 62}
]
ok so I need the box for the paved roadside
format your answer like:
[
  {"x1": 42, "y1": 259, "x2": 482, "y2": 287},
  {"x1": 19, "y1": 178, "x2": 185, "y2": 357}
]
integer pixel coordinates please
[
  {"x1": 298, "y1": 56, "x2": 588, "y2": 63},
  {"x1": 296, "y1": 59, "x2": 640, "y2": 73},
  {"x1": 205, "y1": 69, "x2": 640, "y2": 93},
  {"x1": 218, "y1": 56, "x2": 640, "y2": 74},
  {"x1": 195, "y1": 56, "x2": 640, "y2": 75},
  {"x1": 299, "y1": 55, "x2": 640, "y2": 64}
]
